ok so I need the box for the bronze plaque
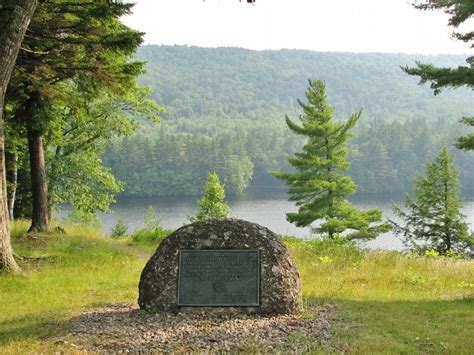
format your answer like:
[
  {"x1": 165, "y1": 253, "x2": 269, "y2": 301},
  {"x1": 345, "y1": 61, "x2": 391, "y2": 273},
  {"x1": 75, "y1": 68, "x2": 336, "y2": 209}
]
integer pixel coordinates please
[{"x1": 177, "y1": 250, "x2": 260, "y2": 306}]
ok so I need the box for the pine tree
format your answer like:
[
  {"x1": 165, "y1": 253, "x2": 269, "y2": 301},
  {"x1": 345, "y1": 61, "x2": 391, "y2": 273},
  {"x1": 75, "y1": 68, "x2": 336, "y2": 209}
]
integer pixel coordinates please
[
  {"x1": 110, "y1": 218, "x2": 128, "y2": 239},
  {"x1": 403, "y1": 0, "x2": 473, "y2": 150},
  {"x1": 274, "y1": 80, "x2": 390, "y2": 240},
  {"x1": 191, "y1": 172, "x2": 230, "y2": 222},
  {"x1": 6, "y1": 1, "x2": 146, "y2": 233},
  {"x1": 391, "y1": 146, "x2": 473, "y2": 256}
]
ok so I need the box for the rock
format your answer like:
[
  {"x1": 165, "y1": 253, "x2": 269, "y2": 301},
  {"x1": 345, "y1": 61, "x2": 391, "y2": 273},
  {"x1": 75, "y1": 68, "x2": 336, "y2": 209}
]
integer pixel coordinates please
[{"x1": 138, "y1": 219, "x2": 302, "y2": 314}]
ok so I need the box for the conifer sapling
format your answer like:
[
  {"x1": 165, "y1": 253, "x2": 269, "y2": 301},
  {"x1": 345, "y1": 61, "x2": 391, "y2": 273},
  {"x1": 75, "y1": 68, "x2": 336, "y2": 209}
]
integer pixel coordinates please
[
  {"x1": 191, "y1": 172, "x2": 230, "y2": 222},
  {"x1": 391, "y1": 146, "x2": 473, "y2": 256}
]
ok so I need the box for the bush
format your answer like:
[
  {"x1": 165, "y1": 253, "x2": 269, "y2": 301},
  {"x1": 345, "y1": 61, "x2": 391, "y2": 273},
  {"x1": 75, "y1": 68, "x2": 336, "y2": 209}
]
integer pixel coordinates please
[
  {"x1": 67, "y1": 208, "x2": 102, "y2": 229},
  {"x1": 131, "y1": 227, "x2": 170, "y2": 244},
  {"x1": 143, "y1": 206, "x2": 161, "y2": 231},
  {"x1": 110, "y1": 218, "x2": 128, "y2": 239},
  {"x1": 190, "y1": 172, "x2": 230, "y2": 222},
  {"x1": 130, "y1": 206, "x2": 171, "y2": 244}
]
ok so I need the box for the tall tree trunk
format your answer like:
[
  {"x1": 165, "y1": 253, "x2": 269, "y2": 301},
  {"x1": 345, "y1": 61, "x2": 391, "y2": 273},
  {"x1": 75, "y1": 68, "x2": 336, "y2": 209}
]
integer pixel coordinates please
[
  {"x1": 27, "y1": 120, "x2": 50, "y2": 233},
  {"x1": 0, "y1": 0, "x2": 39, "y2": 272},
  {"x1": 6, "y1": 151, "x2": 18, "y2": 220}
]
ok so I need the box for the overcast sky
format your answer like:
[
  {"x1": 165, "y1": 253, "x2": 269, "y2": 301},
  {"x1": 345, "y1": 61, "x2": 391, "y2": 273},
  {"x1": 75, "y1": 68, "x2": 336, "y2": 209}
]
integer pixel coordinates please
[{"x1": 122, "y1": 0, "x2": 472, "y2": 54}]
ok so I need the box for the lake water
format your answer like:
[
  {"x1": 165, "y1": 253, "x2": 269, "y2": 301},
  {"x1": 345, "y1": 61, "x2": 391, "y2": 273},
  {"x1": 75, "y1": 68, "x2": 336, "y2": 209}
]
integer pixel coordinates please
[{"x1": 68, "y1": 191, "x2": 474, "y2": 251}]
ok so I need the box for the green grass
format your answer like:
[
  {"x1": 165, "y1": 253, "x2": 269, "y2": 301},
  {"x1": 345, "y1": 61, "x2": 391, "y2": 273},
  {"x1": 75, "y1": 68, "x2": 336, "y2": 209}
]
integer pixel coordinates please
[
  {"x1": 0, "y1": 224, "x2": 472, "y2": 353},
  {"x1": 1, "y1": 221, "x2": 144, "y2": 353},
  {"x1": 286, "y1": 238, "x2": 474, "y2": 353}
]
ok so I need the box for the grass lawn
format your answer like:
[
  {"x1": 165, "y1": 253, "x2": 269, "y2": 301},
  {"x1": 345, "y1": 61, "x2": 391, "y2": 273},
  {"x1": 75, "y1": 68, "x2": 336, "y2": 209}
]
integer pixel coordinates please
[
  {"x1": 287, "y1": 238, "x2": 474, "y2": 353},
  {"x1": 0, "y1": 223, "x2": 472, "y2": 353}
]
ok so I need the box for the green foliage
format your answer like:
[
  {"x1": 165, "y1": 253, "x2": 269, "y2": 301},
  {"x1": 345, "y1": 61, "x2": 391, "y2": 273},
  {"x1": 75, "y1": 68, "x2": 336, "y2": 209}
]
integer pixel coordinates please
[
  {"x1": 105, "y1": 125, "x2": 255, "y2": 196},
  {"x1": 46, "y1": 85, "x2": 161, "y2": 214},
  {"x1": 274, "y1": 80, "x2": 390, "y2": 240},
  {"x1": 103, "y1": 46, "x2": 474, "y2": 197},
  {"x1": 104, "y1": 116, "x2": 474, "y2": 197},
  {"x1": 391, "y1": 146, "x2": 473, "y2": 256},
  {"x1": 5, "y1": 0, "x2": 162, "y2": 218},
  {"x1": 404, "y1": 0, "x2": 473, "y2": 94},
  {"x1": 138, "y1": 45, "x2": 472, "y2": 122},
  {"x1": 191, "y1": 172, "x2": 230, "y2": 222},
  {"x1": 110, "y1": 218, "x2": 128, "y2": 239},
  {"x1": 130, "y1": 206, "x2": 170, "y2": 244},
  {"x1": 130, "y1": 228, "x2": 169, "y2": 245},
  {"x1": 455, "y1": 116, "x2": 474, "y2": 151},
  {"x1": 404, "y1": 60, "x2": 473, "y2": 94},
  {"x1": 404, "y1": 0, "x2": 473, "y2": 150},
  {"x1": 143, "y1": 206, "x2": 161, "y2": 231},
  {"x1": 348, "y1": 118, "x2": 474, "y2": 194},
  {"x1": 66, "y1": 208, "x2": 102, "y2": 229}
]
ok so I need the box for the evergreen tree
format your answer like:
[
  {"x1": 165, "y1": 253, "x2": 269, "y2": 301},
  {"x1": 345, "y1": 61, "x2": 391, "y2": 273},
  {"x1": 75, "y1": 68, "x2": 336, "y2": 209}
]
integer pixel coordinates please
[
  {"x1": 191, "y1": 172, "x2": 230, "y2": 222},
  {"x1": 143, "y1": 206, "x2": 162, "y2": 231},
  {"x1": 110, "y1": 218, "x2": 128, "y2": 239},
  {"x1": 5, "y1": 0, "x2": 150, "y2": 232},
  {"x1": 273, "y1": 80, "x2": 390, "y2": 240},
  {"x1": 391, "y1": 146, "x2": 473, "y2": 256},
  {"x1": 403, "y1": 0, "x2": 473, "y2": 150}
]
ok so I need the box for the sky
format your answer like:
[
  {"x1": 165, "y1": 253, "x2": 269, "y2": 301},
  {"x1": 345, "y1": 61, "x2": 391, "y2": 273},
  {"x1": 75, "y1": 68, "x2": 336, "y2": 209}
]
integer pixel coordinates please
[{"x1": 122, "y1": 0, "x2": 473, "y2": 55}]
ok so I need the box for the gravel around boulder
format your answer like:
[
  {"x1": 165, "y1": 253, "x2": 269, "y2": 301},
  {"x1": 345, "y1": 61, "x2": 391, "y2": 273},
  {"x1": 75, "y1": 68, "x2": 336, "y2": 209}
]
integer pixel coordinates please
[{"x1": 63, "y1": 303, "x2": 336, "y2": 353}]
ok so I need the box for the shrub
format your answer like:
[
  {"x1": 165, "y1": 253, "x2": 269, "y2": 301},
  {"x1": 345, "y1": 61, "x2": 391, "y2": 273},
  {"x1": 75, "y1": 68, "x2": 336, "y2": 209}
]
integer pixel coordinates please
[
  {"x1": 143, "y1": 206, "x2": 161, "y2": 231},
  {"x1": 130, "y1": 206, "x2": 171, "y2": 244},
  {"x1": 67, "y1": 208, "x2": 102, "y2": 228},
  {"x1": 110, "y1": 218, "x2": 128, "y2": 239},
  {"x1": 190, "y1": 172, "x2": 230, "y2": 222},
  {"x1": 131, "y1": 227, "x2": 169, "y2": 244}
]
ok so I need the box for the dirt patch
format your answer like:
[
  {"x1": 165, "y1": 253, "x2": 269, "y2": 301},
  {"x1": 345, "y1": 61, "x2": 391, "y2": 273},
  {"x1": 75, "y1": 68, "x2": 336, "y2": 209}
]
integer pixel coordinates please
[{"x1": 62, "y1": 303, "x2": 336, "y2": 352}]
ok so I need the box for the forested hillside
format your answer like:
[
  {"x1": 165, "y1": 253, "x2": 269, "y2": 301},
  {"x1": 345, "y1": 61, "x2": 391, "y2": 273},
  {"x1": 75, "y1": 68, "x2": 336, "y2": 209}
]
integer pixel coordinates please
[{"x1": 104, "y1": 45, "x2": 474, "y2": 196}]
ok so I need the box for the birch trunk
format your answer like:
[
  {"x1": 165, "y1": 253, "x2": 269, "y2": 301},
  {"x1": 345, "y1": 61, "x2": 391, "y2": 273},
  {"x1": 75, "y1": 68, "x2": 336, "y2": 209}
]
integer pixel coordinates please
[{"x1": 6, "y1": 151, "x2": 18, "y2": 220}]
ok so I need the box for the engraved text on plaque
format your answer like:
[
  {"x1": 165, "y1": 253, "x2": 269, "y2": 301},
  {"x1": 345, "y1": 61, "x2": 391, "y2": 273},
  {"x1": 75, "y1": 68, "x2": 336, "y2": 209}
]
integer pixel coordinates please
[{"x1": 177, "y1": 250, "x2": 260, "y2": 306}]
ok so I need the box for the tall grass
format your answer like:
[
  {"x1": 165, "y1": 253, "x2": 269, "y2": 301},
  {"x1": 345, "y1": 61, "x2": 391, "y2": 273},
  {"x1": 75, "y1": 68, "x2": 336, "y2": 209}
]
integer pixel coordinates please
[
  {"x1": 286, "y1": 237, "x2": 474, "y2": 353},
  {"x1": 286, "y1": 237, "x2": 473, "y2": 302}
]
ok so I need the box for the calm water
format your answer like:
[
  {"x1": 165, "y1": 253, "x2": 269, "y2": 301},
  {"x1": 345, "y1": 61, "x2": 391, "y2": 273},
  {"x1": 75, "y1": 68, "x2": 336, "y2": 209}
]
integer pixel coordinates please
[{"x1": 65, "y1": 191, "x2": 474, "y2": 251}]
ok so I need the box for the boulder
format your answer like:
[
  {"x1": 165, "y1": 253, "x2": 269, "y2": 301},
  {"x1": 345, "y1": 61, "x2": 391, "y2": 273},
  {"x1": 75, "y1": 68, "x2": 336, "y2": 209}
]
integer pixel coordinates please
[{"x1": 138, "y1": 219, "x2": 302, "y2": 314}]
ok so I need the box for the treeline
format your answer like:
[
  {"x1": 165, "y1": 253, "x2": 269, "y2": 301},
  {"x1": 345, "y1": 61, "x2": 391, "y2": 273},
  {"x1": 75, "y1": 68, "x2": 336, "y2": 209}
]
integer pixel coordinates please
[
  {"x1": 104, "y1": 118, "x2": 473, "y2": 196},
  {"x1": 104, "y1": 121, "x2": 297, "y2": 196},
  {"x1": 349, "y1": 119, "x2": 473, "y2": 193}
]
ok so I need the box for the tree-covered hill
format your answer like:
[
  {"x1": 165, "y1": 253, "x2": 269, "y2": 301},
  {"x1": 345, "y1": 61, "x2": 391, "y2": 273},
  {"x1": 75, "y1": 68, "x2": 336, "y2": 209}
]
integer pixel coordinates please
[
  {"x1": 104, "y1": 45, "x2": 474, "y2": 197},
  {"x1": 136, "y1": 45, "x2": 473, "y2": 122}
]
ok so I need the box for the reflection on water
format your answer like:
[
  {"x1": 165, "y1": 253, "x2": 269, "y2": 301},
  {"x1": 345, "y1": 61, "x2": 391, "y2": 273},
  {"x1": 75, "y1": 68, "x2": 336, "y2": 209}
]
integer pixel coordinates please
[{"x1": 63, "y1": 190, "x2": 474, "y2": 251}]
